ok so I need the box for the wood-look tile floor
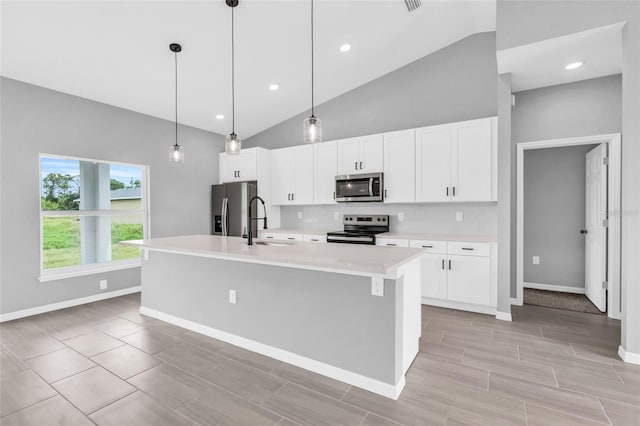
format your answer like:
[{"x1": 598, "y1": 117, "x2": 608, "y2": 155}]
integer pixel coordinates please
[{"x1": 1, "y1": 293, "x2": 639, "y2": 425}]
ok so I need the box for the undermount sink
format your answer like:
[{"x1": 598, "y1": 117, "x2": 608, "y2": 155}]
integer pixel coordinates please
[{"x1": 254, "y1": 241, "x2": 294, "y2": 247}]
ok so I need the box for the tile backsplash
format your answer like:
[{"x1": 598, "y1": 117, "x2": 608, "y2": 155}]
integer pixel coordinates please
[{"x1": 279, "y1": 202, "x2": 497, "y2": 235}]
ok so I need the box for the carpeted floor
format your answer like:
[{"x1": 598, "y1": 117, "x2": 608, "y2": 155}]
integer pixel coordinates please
[{"x1": 524, "y1": 288, "x2": 605, "y2": 315}]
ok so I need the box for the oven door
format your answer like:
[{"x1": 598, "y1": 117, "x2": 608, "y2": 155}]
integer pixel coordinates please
[{"x1": 335, "y1": 173, "x2": 383, "y2": 202}]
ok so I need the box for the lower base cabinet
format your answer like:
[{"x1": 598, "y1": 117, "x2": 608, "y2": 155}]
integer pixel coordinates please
[{"x1": 446, "y1": 255, "x2": 491, "y2": 306}]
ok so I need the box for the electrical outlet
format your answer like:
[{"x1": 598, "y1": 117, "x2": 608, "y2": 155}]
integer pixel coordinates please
[
  {"x1": 99, "y1": 280, "x2": 108, "y2": 290},
  {"x1": 398, "y1": 212, "x2": 404, "y2": 222},
  {"x1": 371, "y1": 278, "x2": 384, "y2": 297},
  {"x1": 297, "y1": 211, "x2": 303, "y2": 219},
  {"x1": 229, "y1": 289, "x2": 237, "y2": 304},
  {"x1": 456, "y1": 212, "x2": 464, "y2": 222},
  {"x1": 533, "y1": 256, "x2": 540, "y2": 265},
  {"x1": 334, "y1": 212, "x2": 339, "y2": 221}
]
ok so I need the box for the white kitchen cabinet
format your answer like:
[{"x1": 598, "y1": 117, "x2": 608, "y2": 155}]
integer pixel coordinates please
[
  {"x1": 314, "y1": 141, "x2": 337, "y2": 204},
  {"x1": 446, "y1": 255, "x2": 491, "y2": 306},
  {"x1": 375, "y1": 238, "x2": 410, "y2": 248},
  {"x1": 337, "y1": 134, "x2": 383, "y2": 175},
  {"x1": 219, "y1": 148, "x2": 258, "y2": 183},
  {"x1": 383, "y1": 130, "x2": 415, "y2": 203},
  {"x1": 303, "y1": 234, "x2": 327, "y2": 243},
  {"x1": 415, "y1": 117, "x2": 496, "y2": 202},
  {"x1": 280, "y1": 233, "x2": 304, "y2": 242},
  {"x1": 420, "y1": 254, "x2": 448, "y2": 299},
  {"x1": 271, "y1": 145, "x2": 314, "y2": 205},
  {"x1": 259, "y1": 232, "x2": 281, "y2": 240}
]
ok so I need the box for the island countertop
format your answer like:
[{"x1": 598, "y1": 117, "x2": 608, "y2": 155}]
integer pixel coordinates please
[{"x1": 122, "y1": 234, "x2": 424, "y2": 279}]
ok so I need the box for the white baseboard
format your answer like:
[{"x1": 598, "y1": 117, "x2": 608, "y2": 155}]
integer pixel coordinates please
[
  {"x1": 495, "y1": 311, "x2": 513, "y2": 322},
  {"x1": 510, "y1": 297, "x2": 522, "y2": 306},
  {"x1": 140, "y1": 306, "x2": 404, "y2": 400},
  {"x1": 619, "y1": 345, "x2": 640, "y2": 365},
  {"x1": 421, "y1": 297, "x2": 496, "y2": 316},
  {"x1": 0, "y1": 286, "x2": 141, "y2": 323},
  {"x1": 524, "y1": 282, "x2": 585, "y2": 294}
]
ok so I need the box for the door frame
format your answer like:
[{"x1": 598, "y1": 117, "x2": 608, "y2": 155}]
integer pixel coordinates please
[{"x1": 515, "y1": 133, "x2": 621, "y2": 319}]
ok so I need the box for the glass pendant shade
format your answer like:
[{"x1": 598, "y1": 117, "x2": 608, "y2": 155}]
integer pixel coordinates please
[
  {"x1": 225, "y1": 133, "x2": 241, "y2": 155},
  {"x1": 170, "y1": 144, "x2": 184, "y2": 163},
  {"x1": 303, "y1": 116, "x2": 322, "y2": 143}
]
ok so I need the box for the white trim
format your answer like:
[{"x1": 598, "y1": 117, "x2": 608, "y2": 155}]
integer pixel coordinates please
[
  {"x1": 524, "y1": 282, "x2": 586, "y2": 294},
  {"x1": 0, "y1": 286, "x2": 141, "y2": 322},
  {"x1": 510, "y1": 297, "x2": 522, "y2": 306},
  {"x1": 39, "y1": 259, "x2": 140, "y2": 282},
  {"x1": 495, "y1": 311, "x2": 512, "y2": 322},
  {"x1": 421, "y1": 297, "x2": 496, "y2": 316},
  {"x1": 140, "y1": 306, "x2": 405, "y2": 399},
  {"x1": 516, "y1": 134, "x2": 622, "y2": 319},
  {"x1": 42, "y1": 209, "x2": 145, "y2": 217},
  {"x1": 618, "y1": 345, "x2": 640, "y2": 365}
]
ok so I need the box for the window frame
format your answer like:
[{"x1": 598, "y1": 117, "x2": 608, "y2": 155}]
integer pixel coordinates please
[{"x1": 38, "y1": 153, "x2": 150, "y2": 282}]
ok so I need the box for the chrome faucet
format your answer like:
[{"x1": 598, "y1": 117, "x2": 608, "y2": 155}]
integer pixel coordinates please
[{"x1": 247, "y1": 195, "x2": 267, "y2": 245}]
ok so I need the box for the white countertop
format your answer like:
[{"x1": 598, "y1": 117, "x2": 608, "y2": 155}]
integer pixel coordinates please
[
  {"x1": 262, "y1": 228, "x2": 496, "y2": 243},
  {"x1": 122, "y1": 234, "x2": 423, "y2": 279}
]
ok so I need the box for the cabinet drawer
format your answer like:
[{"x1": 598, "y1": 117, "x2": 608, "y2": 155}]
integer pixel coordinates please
[
  {"x1": 259, "y1": 232, "x2": 282, "y2": 240},
  {"x1": 303, "y1": 234, "x2": 327, "y2": 243},
  {"x1": 280, "y1": 233, "x2": 304, "y2": 242},
  {"x1": 409, "y1": 240, "x2": 447, "y2": 254},
  {"x1": 447, "y1": 241, "x2": 490, "y2": 257},
  {"x1": 376, "y1": 238, "x2": 410, "y2": 248}
]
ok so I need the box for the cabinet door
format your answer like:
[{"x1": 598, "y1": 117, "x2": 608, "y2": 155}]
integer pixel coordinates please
[
  {"x1": 271, "y1": 148, "x2": 293, "y2": 205},
  {"x1": 446, "y1": 255, "x2": 491, "y2": 306},
  {"x1": 337, "y1": 137, "x2": 361, "y2": 175},
  {"x1": 375, "y1": 238, "x2": 410, "y2": 247},
  {"x1": 236, "y1": 149, "x2": 258, "y2": 181},
  {"x1": 314, "y1": 141, "x2": 337, "y2": 204},
  {"x1": 219, "y1": 153, "x2": 237, "y2": 183},
  {"x1": 383, "y1": 130, "x2": 415, "y2": 203},
  {"x1": 451, "y1": 118, "x2": 492, "y2": 201},
  {"x1": 415, "y1": 125, "x2": 452, "y2": 202},
  {"x1": 358, "y1": 134, "x2": 384, "y2": 173},
  {"x1": 292, "y1": 145, "x2": 314, "y2": 205},
  {"x1": 421, "y1": 254, "x2": 448, "y2": 300}
]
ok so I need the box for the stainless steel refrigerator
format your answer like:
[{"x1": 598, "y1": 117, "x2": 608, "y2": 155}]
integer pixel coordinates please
[{"x1": 211, "y1": 181, "x2": 258, "y2": 237}]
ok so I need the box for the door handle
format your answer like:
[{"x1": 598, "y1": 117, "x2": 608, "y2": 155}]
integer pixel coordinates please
[
  {"x1": 580, "y1": 229, "x2": 588, "y2": 234},
  {"x1": 359, "y1": 161, "x2": 363, "y2": 170}
]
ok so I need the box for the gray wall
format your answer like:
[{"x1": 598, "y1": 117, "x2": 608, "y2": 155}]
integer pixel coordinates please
[
  {"x1": 245, "y1": 32, "x2": 497, "y2": 150},
  {"x1": 0, "y1": 77, "x2": 224, "y2": 315},
  {"x1": 523, "y1": 144, "x2": 598, "y2": 288},
  {"x1": 247, "y1": 32, "x2": 498, "y2": 235},
  {"x1": 496, "y1": 0, "x2": 639, "y2": 355}
]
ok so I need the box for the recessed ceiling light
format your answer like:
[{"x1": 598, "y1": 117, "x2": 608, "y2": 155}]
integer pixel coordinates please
[
  {"x1": 269, "y1": 84, "x2": 279, "y2": 91},
  {"x1": 215, "y1": 114, "x2": 224, "y2": 120},
  {"x1": 565, "y1": 61, "x2": 583, "y2": 70},
  {"x1": 340, "y1": 43, "x2": 352, "y2": 53}
]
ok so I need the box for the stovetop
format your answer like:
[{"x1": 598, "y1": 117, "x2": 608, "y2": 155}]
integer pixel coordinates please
[{"x1": 327, "y1": 215, "x2": 389, "y2": 244}]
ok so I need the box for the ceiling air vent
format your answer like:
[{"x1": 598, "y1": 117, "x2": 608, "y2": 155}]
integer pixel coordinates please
[{"x1": 404, "y1": 0, "x2": 422, "y2": 12}]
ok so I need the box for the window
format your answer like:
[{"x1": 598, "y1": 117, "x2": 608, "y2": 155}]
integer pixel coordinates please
[{"x1": 39, "y1": 154, "x2": 148, "y2": 280}]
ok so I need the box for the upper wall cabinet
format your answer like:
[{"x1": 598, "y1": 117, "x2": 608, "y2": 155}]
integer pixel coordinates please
[
  {"x1": 337, "y1": 134, "x2": 383, "y2": 175},
  {"x1": 383, "y1": 130, "x2": 415, "y2": 203},
  {"x1": 314, "y1": 141, "x2": 338, "y2": 204},
  {"x1": 271, "y1": 145, "x2": 314, "y2": 205},
  {"x1": 220, "y1": 148, "x2": 260, "y2": 183},
  {"x1": 416, "y1": 117, "x2": 496, "y2": 202}
]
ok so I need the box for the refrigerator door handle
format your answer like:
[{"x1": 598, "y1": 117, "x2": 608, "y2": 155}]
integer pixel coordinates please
[{"x1": 221, "y1": 198, "x2": 228, "y2": 236}]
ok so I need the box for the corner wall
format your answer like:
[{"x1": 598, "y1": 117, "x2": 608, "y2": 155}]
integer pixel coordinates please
[{"x1": 0, "y1": 77, "x2": 224, "y2": 315}]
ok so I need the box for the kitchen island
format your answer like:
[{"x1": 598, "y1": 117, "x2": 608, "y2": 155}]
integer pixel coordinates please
[{"x1": 122, "y1": 234, "x2": 423, "y2": 399}]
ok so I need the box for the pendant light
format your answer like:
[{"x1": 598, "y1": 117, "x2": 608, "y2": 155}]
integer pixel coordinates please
[
  {"x1": 303, "y1": 0, "x2": 322, "y2": 143},
  {"x1": 169, "y1": 43, "x2": 185, "y2": 163},
  {"x1": 225, "y1": 0, "x2": 241, "y2": 155}
]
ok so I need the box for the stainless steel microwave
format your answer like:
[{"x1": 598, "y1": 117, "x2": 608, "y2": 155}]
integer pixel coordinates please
[{"x1": 335, "y1": 173, "x2": 384, "y2": 202}]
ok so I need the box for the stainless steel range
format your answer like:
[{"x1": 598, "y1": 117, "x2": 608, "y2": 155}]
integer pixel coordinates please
[{"x1": 326, "y1": 214, "x2": 389, "y2": 245}]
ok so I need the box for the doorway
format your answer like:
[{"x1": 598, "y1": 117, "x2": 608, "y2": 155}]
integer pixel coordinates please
[{"x1": 516, "y1": 134, "x2": 621, "y2": 319}]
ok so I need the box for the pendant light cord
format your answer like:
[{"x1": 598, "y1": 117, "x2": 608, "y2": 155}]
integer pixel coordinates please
[
  {"x1": 174, "y1": 49, "x2": 179, "y2": 147},
  {"x1": 310, "y1": 0, "x2": 315, "y2": 118},
  {"x1": 231, "y1": 6, "x2": 236, "y2": 135}
]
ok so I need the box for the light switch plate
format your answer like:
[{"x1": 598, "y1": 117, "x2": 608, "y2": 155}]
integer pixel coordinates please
[
  {"x1": 533, "y1": 256, "x2": 540, "y2": 265},
  {"x1": 371, "y1": 278, "x2": 384, "y2": 297},
  {"x1": 334, "y1": 212, "x2": 339, "y2": 221},
  {"x1": 456, "y1": 212, "x2": 464, "y2": 222},
  {"x1": 229, "y1": 289, "x2": 237, "y2": 304},
  {"x1": 398, "y1": 212, "x2": 404, "y2": 222},
  {"x1": 297, "y1": 211, "x2": 303, "y2": 219},
  {"x1": 99, "y1": 280, "x2": 108, "y2": 290}
]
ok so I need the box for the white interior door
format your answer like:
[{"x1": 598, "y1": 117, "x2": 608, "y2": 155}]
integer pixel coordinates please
[{"x1": 585, "y1": 144, "x2": 607, "y2": 312}]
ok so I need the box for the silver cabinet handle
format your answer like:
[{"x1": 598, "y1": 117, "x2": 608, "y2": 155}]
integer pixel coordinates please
[
  {"x1": 387, "y1": 243, "x2": 397, "y2": 246},
  {"x1": 355, "y1": 161, "x2": 358, "y2": 170},
  {"x1": 292, "y1": 193, "x2": 295, "y2": 201},
  {"x1": 448, "y1": 260, "x2": 452, "y2": 270},
  {"x1": 359, "y1": 161, "x2": 363, "y2": 170},
  {"x1": 266, "y1": 236, "x2": 274, "y2": 239},
  {"x1": 422, "y1": 245, "x2": 433, "y2": 248},
  {"x1": 441, "y1": 259, "x2": 445, "y2": 269},
  {"x1": 385, "y1": 189, "x2": 387, "y2": 198},
  {"x1": 310, "y1": 239, "x2": 319, "y2": 242},
  {"x1": 462, "y1": 247, "x2": 474, "y2": 251},
  {"x1": 452, "y1": 186, "x2": 456, "y2": 196},
  {"x1": 288, "y1": 193, "x2": 291, "y2": 201},
  {"x1": 333, "y1": 191, "x2": 336, "y2": 199},
  {"x1": 287, "y1": 237, "x2": 295, "y2": 240},
  {"x1": 446, "y1": 187, "x2": 449, "y2": 196}
]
